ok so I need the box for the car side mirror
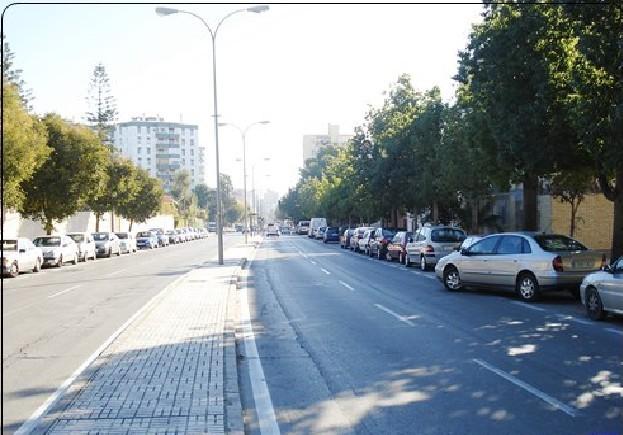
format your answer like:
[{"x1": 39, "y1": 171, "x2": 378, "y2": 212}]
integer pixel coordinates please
[
  {"x1": 19, "y1": 248, "x2": 26, "y2": 253},
  {"x1": 460, "y1": 248, "x2": 470, "y2": 256}
]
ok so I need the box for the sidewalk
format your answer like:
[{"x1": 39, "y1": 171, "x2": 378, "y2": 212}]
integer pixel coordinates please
[{"x1": 28, "y1": 244, "x2": 253, "y2": 434}]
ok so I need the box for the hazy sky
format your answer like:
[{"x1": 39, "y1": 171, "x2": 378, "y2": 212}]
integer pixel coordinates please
[{"x1": 3, "y1": 2, "x2": 483, "y2": 196}]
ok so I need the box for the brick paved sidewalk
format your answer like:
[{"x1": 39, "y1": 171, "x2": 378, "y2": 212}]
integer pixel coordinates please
[{"x1": 32, "y1": 246, "x2": 251, "y2": 434}]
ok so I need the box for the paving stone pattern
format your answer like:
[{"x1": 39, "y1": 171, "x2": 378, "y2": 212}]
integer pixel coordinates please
[{"x1": 40, "y1": 260, "x2": 240, "y2": 434}]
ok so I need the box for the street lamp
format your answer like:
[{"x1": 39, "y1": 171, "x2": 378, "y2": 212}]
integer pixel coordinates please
[
  {"x1": 156, "y1": 5, "x2": 269, "y2": 265},
  {"x1": 219, "y1": 121, "x2": 270, "y2": 244}
]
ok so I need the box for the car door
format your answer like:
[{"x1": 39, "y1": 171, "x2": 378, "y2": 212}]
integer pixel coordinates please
[
  {"x1": 599, "y1": 258, "x2": 623, "y2": 312},
  {"x1": 17, "y1": 239, "x2": 32, "y2": 270},
  {"x1": 489, "y1": 235, "x2": 526, "y2": 287},
  {"x1": 458, "y1": 236, "x2": 502, "y2": 285},
  {"x1": 26, "y1": 240, "x2": 38, "y2": 269}
]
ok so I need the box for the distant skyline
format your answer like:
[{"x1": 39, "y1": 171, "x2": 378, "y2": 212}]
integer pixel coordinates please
[{"x1": 3, "y1": 2, "x2": 483, "y2": 196}]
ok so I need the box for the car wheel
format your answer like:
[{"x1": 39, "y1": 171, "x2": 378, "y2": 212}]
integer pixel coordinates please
[
  {"x1": 405, "y1": 254, "x2": 412, "y2": 267},
  {"x1": 516, "y1": 273, "x2": 540, "y2": 302},
  {"x1": 33, "y1": 258, "x2": 42, "y2": 272},
  {"x1": 9, "y1": 262, "x2": 19, "y2": 278},
  {"x1": 420, "y1": 256, "x2": 428, "y2": 271},
  {"x1": 586, "y1": 287, "x2": 606, "y2": 321},
  {"x1": 386, "y1": 251, "x2": 393, "y2": 262},
  {"x1": 569, "y1": 287, "x2": 581, "y2": 301},
  {"x1": 443, "y1": 266, "x2": 462, "y2": 291}
]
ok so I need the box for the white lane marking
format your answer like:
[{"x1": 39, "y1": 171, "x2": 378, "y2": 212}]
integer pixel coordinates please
[
  {"x1": 555, "y1": 314, "x2": 593, "y2": 326},
  {"x1": 309, "y1": 260, "x2": 317, "y2": 265},
  {"x1": 374, "y1": 304, "x2": 416, "y2": 327},
  {"x1": 472, "y1": 358, "x2": 577, "y2": 417},
  {"x1": 108, "y1": 268, "x2": 129, "y2": 276},
  {"x1": 510, "y1": 301, "x2": 547, "y2": 312},
  {"x1": 339, "y1": 281, "x2": 354, "y2": 291},
  {"x1": 320, "y1": 268, "x2": 331, "y2": 275},
  {"x1": 15, "y1": 272, "x2": 188, "y2": 435},
  {"x1": 48, "y1": 285, "x2": 82, "y2": 299},
  {"x1": 605, "y1": 328, "x2": 623, "y2": 337},
  {"x1": 240, "y1": 249, "x2": 281, "y2": 435}
]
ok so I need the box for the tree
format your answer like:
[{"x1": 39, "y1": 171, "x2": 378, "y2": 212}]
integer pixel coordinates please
[
  {"x1": 170, "y1": 170, "x2": 193, "y2": 219},
  {"x1": 550, "y1": 169, "x2": 596, "y2": 238},
  {"x1": 2, "y1": 39, "x2": 34, "y2": 111},
  {"x1": 121, "y1": 169, "x2": 164, "y2": 231},
  {"x1": 88, "y1": 157, "x2": 141, "y2": 231},
  {"x1": 2, "y1": 81, "x2": 50, "y2": 212},
  {"x1": 193, "y1": 183, "x2": 210, "y2": 209},
  {"x1": 85, "y1": 63, "x2": 117, "y2": 146},
  {"x1": 456, "y1": 4, "x2": 579, "y2": 231},
  {"x1": 20, "y1": 114, "x2": 109, "y2": 234}
]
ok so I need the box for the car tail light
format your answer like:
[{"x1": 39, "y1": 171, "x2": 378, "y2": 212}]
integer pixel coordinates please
[
  {"x1": 601, "y1": 254, "x2": 607, "y2": 270},
  {"x1": 424, "y1": 245, "x2": 434, "y2": 253},
  {"x1": 381, "y1": 239, "x2": 388, "y2": 245},
  {"x1": 552, "y1": 256, "x2": 564, "y2": 272}
]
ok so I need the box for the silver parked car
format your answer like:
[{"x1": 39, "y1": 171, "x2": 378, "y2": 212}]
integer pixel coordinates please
[
  {"x1": 67, "y1": 232, "x2": 97, "y2": 261},
  {"x1": 581, "y1": 256, "x2": 623, "y2": 320},
  {"x1": 2, "y1": 238, "x2": 43, "y2": 277},
  {"x1": 435, "y1": 233, "x2": 604, "y2": 302},
  {"x1": 358, "y1": 229, "x2": 376, "y2": 255},
  {"x1": 115, "y1": 232, "x2": 137, "y2": 254},
  {"x1": 93, "y1": 232, "x2": 121, "y2": 257},
  {"x1": 33, "y1": 235, "x2": 79, "y2": 267},
  {"x1": 406, "y1": 225, "x2": 466, "y2": 270}
]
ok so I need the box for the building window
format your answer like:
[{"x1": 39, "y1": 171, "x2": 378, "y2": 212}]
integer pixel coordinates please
[
  {"x1": 190, "y1": 159, "x2": 194, "y2": 165},
  {"x1": 190, "y1": 149, "x2": 194, "y2": 156},
  {"x1": 137, "y1": 147, "x2": 142, "y2": 153},
  {"x1": 182, "y1": 159, "x2": 186, "y2": 165},
  {"x1": 182, "y1": 139, "x2": 186, "y2": 145},
  {"x1": 181, "y1": 149, "x2": 185, "y2": 156},
  {"x1": 182, "y1": 127, "x2": 185, "y2": 134},
  {"x1": 138, "y1": 126, "x2": 142, "y2": 134},
  {"x1": 190, "y1": 139, "x2": 194, "y2": 146},
  {"x1": 192, "y1": 169, "x2": 195, "y2": 175},
  {"x1": 147, "y1": 147, "x2": 151, "y2": 154}
]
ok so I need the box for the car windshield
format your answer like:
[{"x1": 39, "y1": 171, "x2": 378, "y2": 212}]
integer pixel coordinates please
[
  {"x1": 115, "y1": 233, "x2": 128, "y2": 239},
  {"x1": 34, "y1": 237, "x2": 61, "y2": 247},
  {"x1": 137, "y1": 232, "x2": 152, "y2": 237},
  {"x1": 92, "y1": 233, "x2": 110, "y2": 241},
  {"x1": 533, "y1": 235, "x2": 587, "y2": 252},
  {"x1": 3, "y1": 240, "x2": 18, "y2": 251},
  {"x1": 68, "y1": 234, "x2": 84, "y2": 243},
  {"x1": 431, "y1": 228, "x2": 465, "y2": 242},
  {"x1": 327, "y1": 227, "x2": 338, "y2": 233}
]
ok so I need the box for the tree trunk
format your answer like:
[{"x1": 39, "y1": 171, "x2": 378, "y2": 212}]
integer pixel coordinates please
[
  {"x1": 432, "y1": 201, "x2": 439, "y2": 224},
  {"x1": 471, "y1": 200, "x2": 479, "y2": 234},
  {"x1": 611, "y1": 167, "x2": 623, "y2": 260},
  {"x1": 523, "y1": 173, "x2": 538, "y2": 231},
  {"x1": 129, "y1": 219, "x2": 133, "y2": 232},
  {"x1": 570, "y1": 202, "x2": 577, "y2": 237},
  {"x1": 111, "y1": 207, "x2": 115, "y2": 232},
  {"x1": 44, "y1": 218, "x2": 53, "y2": 235},
  {"x1": 95, "y1": 213, "x2": 101, "y2": 232}
]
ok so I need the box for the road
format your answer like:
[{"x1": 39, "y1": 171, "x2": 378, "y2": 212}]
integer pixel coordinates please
[
  {"x1": 240, "y1": 235, "x2": 623, "y2": 434},
  {"x1": 2, "y1": 233, "x2": 243, "y2": 434}
]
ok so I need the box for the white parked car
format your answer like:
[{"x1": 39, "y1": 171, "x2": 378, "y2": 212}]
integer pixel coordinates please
[
  {"x1": 93, "y1": 232, "x2": 121, "y2": 257},
  {"x1": 581, "y1": 256, "x2": 623, "y2": 321},
  {"x1": 2, "y1": 238, "x2": 43, "y2": 277},
  {"x1": 266, "y1": 223, "x2": 280, "y2": 237},
  {"x1": 67, "y1": 232, "x2": 97, "y2": 262},
  {"x1": 115, "y1": 232, "x2": 137, "y2": 254},
  {"x1": 33, "y1": 235, "x2": 79, "y2": 268}
]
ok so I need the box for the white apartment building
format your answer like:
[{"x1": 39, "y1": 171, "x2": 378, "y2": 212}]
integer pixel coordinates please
[
  {"x1": 302, "y1": 123, "x2": 352, "y2": 164},
  {"x1": 111, "y1": 116, "x2": 206, "y2": 191}
]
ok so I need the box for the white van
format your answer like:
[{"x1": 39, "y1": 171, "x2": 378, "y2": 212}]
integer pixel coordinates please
[{"x1": 308, "y1": 218, "x2": 327, "y2": 238}]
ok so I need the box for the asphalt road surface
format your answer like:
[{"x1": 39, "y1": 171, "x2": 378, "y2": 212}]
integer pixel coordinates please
[
  {"x1": 240, "y1": 235, "x2": 623, "y2": 435},
  {"x1": 2, "y1": 233, "x2": 242, "y2": 434}
]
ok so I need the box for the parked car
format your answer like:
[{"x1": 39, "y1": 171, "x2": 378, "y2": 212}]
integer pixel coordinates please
[
  {"x1": 67, "y1": 232, "x2": 96, "y2": 262},
  {"x1": 2, "y1": 238, "x2": 43, "y2": 277},
  {"x1": 350, "y1": 227, "x2": 374, "y2": 252},
  {"x1": 406, "y1": 225, "x2": 466, "y2": 270},
  {"x1": 315, "y1": 226, "x2": 326, "y2": 240},
  {"x1": 33, "y1": 235, "x2": 79, "y2": 267},
  {"x1": 115, "y1": 232, "x2": 137, "y2": 254},
  {"x1": 266, "y1": 223, "x2": 280, "y2": 237},
  {"x1": 166, "y1": 230, "x2": 179, "y2": 244},
  {"x1": 281, "y1": 226, "x2": 292, "y2": 235},
  {"x1": 151, "y1": 228, "x2": 170, "y2": 247},
  {"x1": 175, "y1": 229, "x2": 187, "y2": 242},
  {"x1": 581, "y1": 256, "x2": 623, "y2": 320},
  {"x1": 460, "y1": 235, "x2": 483, "y2": 251},
  {"x1": 297, "y1": 221, "x2": 311, "y2": 235},
  {"x1": 369, "y1": 227, "x2": 398, "y2": 259},
  {"x1": 358, "y1": 229, "x2": 376, "y2": 255},
  {"x1": 340, "y1": 228, "x2": 355, "y2": 249},
  {"x1": 309, "y1": 218, "x2": 327, "y2": 238},
  {"x1": 386, "y1": 231, "x2": 413, "y2": 264},
  {"x1": 93, "y1": 232, "x2": 121, "y2": 257},
  {"x1": 323, "y1": 227, "x2": 340, "y2": 243},
  {"x1": 136, "y1": 230, "x2": 158, "y2": 249},
  {"x1": 435, "y1": 233, "x2": 605, "y2": 302},
  {"x1": 207, "y1": 222, "x2": 217, "y2": 233}
]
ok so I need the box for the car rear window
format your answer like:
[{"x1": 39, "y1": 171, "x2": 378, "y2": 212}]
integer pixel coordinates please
[
  {"x1": 92, "y1": 233, "x2": 110, "y2": 241},
  {"x1": 137, "y1": 232, "x2": 152, "y2": 237},
  {"x1": 533, "y1": 235, "x2": 587, "y2": 252},
  {"x1": 68, "y1": 234, "x2": 84, "y2": 243},
  {"x1": 34, "y1": 237, "x2": 61, "y2": 247},
  {"x1": 327, "y1": 227, "x2": 339, "y2": 232},
  {"x1": 115, "y1": 233, "x2": 128, "y2": 239},
  {"x1": 383, "y1": 230, "x2": 396, "y2": 237},
  {"x1": 431, "y1": 228, "x2": 465, "y2": 242}
]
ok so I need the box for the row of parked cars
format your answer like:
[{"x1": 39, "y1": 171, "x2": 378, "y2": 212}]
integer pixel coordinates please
[
  {"x1": 2, "y1": 227, "x2": 209, "y2": 278},
  {"x1": 301, "y1": 223, "x2": 622, "y2": 322}
]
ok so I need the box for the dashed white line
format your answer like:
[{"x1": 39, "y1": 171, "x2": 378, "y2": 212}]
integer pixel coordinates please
[
  {"x1": 374, "y1": 304, "x2": 416, "y2": 327},
  {"x1": 510, "y1": 301, "x2": 547, "y2": 312},
  {"x1": 606, "y1": 328, "x2": 623, "y2": 337},
  {"x1": 48, "y1": 285, "x2": 82, "y2": 299},
  {"x1": 339, "y1": 281, "x2": 354, "y2": 291},
  {"x1": 309, "y1": 260, "x2": 317, "y2": 265},
  {"x1": 472, "y1": 358, "x2": 577, "y2": 417},
  {"x1": 320, "y1": 268, "x2": 331, "y2": 275}
]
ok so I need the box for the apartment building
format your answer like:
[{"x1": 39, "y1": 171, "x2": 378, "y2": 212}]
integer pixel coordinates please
[
  {"x1": 111, "y1": 116, "x2": 206, "y2": 191},
  {"x1": 302, "y1": 123, "x2": 351, "y2": 164}
]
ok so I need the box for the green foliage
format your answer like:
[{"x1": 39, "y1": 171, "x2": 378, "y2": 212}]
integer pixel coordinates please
[
  {"x1": 205, "y1": 174, "x2": 241, "y2": 225},
  {"x1": 2, "y1": 40, "x2": 34, "y2": 111},
  {"x1": 192, "y1": 183, "x2": 210, "y2": 209},
  {"x1": 20, "y1": 114, "x2": 109, "y2": 234},
  {"x1": 2, "y1": 81, "x2": 50, "y2": 211},
  {"x1": 85, "y1": 63, "x2": 117, "y2": 145},
  {"x1": 122, "y1": 169, "x2": 164, "y2": 228}
]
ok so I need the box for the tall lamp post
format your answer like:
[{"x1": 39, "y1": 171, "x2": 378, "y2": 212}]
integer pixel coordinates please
[
  {"x1": 219, "y1": 121, "x2": 270, "y2": 244},
  {"x1": 156, "y1": 5, "x2": 269, "y2": 265}
]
